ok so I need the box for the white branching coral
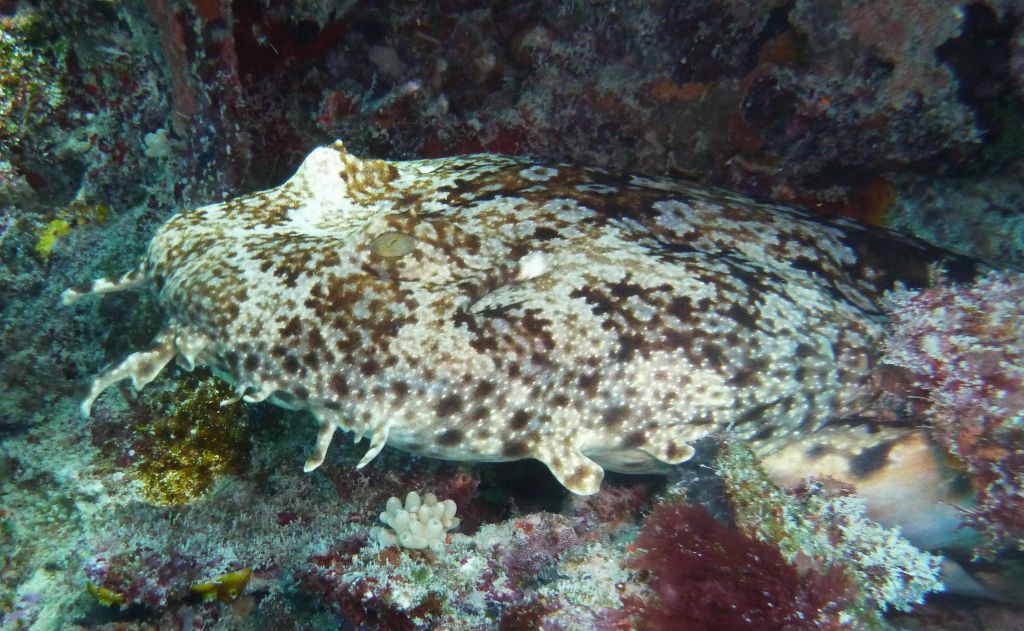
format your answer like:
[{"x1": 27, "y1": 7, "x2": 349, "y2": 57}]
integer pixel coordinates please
[{"x1": 371, "y1": 491, "x2": 460, "y2": 552}]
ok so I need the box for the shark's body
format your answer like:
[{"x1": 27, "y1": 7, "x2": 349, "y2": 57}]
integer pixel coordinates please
[{"x1": 65, "y1": 141, "x2": 974, "y2": 497}]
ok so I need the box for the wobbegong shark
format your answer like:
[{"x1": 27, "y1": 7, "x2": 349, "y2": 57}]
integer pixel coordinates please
[{"x1": 64, "y1": 141, "x2": 975, "y2": 522}]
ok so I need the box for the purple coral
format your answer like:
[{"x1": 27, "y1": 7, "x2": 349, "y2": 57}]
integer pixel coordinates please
[{"x1": 498, "y1": 513, "x2": 579, "y2": 585}]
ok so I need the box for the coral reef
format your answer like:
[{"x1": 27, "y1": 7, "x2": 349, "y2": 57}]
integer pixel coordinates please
[
  {"x1": 0, "y1": 9, "x2": 66, "y2": 157},
  {"x1": 299, "y1": 507, "x2": 637, "y2": 630},
  {"x1": 716, "y1": 441, "x2": 944, "y2": 626},
  {"x1": 883, "y1": 271, "x2": 1024, "y2": 555},
  {"x1": 1, "y1": 0, "x2": 1022, "y2": 628}
]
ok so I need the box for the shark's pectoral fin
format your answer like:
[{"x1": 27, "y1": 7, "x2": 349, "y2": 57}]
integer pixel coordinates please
[{"x1": 537, "y1": 444, "x2": 605, "y2": 495}]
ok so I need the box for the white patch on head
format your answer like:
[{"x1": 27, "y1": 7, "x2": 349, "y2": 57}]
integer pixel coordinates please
[
  {"x1": 519, "y1": 165, "x2": 559, "y2": 182},
  {"x1": 516, "y1": 252, "x2": 549, "y2": 281}
]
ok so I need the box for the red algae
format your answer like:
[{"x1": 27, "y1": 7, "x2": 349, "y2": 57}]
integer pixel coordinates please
[{"x1": 627, "y1": 502, "x2": 855, "y2": 631}]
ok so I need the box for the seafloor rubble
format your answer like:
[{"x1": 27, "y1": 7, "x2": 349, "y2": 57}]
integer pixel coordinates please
[{"x1": 2, "y1": 1, "x2": 1024, "y2": 629}]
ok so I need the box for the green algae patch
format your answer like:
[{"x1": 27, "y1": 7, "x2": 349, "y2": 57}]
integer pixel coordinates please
[{"x1": 133, "y1": 372, "x2": 250, "y2": 505}]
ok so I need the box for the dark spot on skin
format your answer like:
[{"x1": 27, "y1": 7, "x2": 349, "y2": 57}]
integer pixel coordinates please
[
  {"x1": 805, "y1": 443, "x2": 829, "y2": 460},
  {"x1": 330, "y1": 373, "x2": 350, "y2": 396},
  {"x1": 436, "y1": 429, "x2": 464, "y2": 446},
  {"x1": 294, "y1": 386, "x2": 309, "y2": 400},
  {"x1": 282, "y1": 355, "x2": 301, "y2": 374},
  {"x1": 607, "y1": 279, "x2": 644, "y2": 299},
  {"x1": 794, "y1": 366, "x2": 806, "y2": 381},
  {"x1": 780, "y1": 396, "x2": 795, "y2": 413},
  {"x1": 243, "y1": 354, "x2": 260, "y2": 372},
  {"x1": 391, "y1": 381, "x2": 409, "y2": 400},
  {"x1": 471, "y1": 379, "x2": 495, "y2": 399},
  {"x1": 502, "y1": 440, "x2": 530, "y2": 457},
  {"x1": 270, "y1": 345, "x2": 287, "y2": 358},
  {"x1": 691, "y1": 413, "x2": 715, "y2": 426},
  {"x1": 601, "y1": 406, "x2": 628, "y2": 427},
  {"x1": 470, "y1": 405, "x2": 489, "y2": 421},
  {"x1": 436, "y1": 394, "x2": 464, "y2": 417},
  {"x1": 667, "y1": 296, "x2": 696, "y2": 322},
  {"x1": 530, "y1": 352, "x2": 553, "y2": 368},
  {"x1": 532, "y1": 226, "x2": 561, "y2": 240},
  {"x1": 577, "y1": 372, "x2": 599, "y2": 393},
  {"x1": 701, "y1": 343, "x2": 725, "y2": 369},
  {"x1": 224, "y1": 351, "x2": 239, "y2": 367},
  {"x1": 570, "y1": 286, "x2": 615, "y2": 316},
  {"x1": 725, "y1": 303, "x2": 758, "y2": 329},
  {"x1": 280, "y1": 315, "x2": 303, "y2": 337},
  {"x1": 794, "y1": 343, "x2": 815, "y2": 358},
  {"x1": 621, "y1": 431, "x2": 646, "y2": 448},
  {"x1": 323, "y1": 400, "x2": 341, "y2": 410},
  {"x1": 308, "y1": 328, "x2": 325, "y2": 347},
  {"x1": 276, "y1": 267, "x2": 301, "y2": 288},
  {"x1": 508, "y1": 242, "x2": 531, "y2": 260},
  {"x1": 751, "y1": 425, "x2": 775, "y2": 441},
  {"x1": 135, "y1": 360, "x2": 155, "y2": 377},
  {"x1": 616, "y1": 333, "x2": 644, "y2": 362},
  {"x1": 849, "y1": 440, "x2": 895, "y2": 479},
  {"x1": 666, "y1": 442, "x2": 687, "y2": 460},
  {"x1": 360, "y1": 359, "x2": 380, "y2": 376},
  {"x1": 302, "y1": 351, "x2": 320, "y2": 369},
  {"x1": 566, "y1": 466, "x2": 591, "y2": 490},
  {"x1": 660, "y1": 328, "x2": 696, "y2": 352},
  {"x1": 791, "y1": 255, "x2": 830, "y2": 279},
  {"x1": 550, "y1": 394, "x2": 569, "y2": 407},
  {"x1": 71, "y1": 280, "x2": 95, "y2": 294},
  {"x1": 509, "y1": 409, "x2": 530, "y2": 430},
  {"x1": 728, "y1": 368, "x2": 758, "y2": 387},
  {"x1": 735, "y1": 403, "x2": 773, "y2": 426}
]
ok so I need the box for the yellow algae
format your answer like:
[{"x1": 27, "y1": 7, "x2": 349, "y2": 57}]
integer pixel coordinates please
[
  {"x1": 34, "y1": 218, "x2": 70, "y2": 257},
  {"x1": 86, "y1": 581, "x2": 126, "y2": 606},
  {"x1": 134, "y1": 372, "x2": 249, "y2": 505},
  {"x1": 191, "y1": 567, "x2": 252, "y2": 603}
]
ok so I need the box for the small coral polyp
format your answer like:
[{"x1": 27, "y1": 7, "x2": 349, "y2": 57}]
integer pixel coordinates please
[{"x1": 371, "y1": 491, "x2": 459, "y2": 552}]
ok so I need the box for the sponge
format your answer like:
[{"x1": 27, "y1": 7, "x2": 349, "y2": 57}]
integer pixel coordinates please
[{"x1": 371, "y1": 491, "x2": 460, "y2": 553}]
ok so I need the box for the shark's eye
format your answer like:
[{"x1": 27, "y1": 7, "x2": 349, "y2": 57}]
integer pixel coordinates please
[{"x1": 370, "y1": 231, "x2": 417, "y2": 258}]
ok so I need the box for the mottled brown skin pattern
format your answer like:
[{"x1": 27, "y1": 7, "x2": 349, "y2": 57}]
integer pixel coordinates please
[{"x1": 70, "y1": 142, "x2": 973, "y2": 494}]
